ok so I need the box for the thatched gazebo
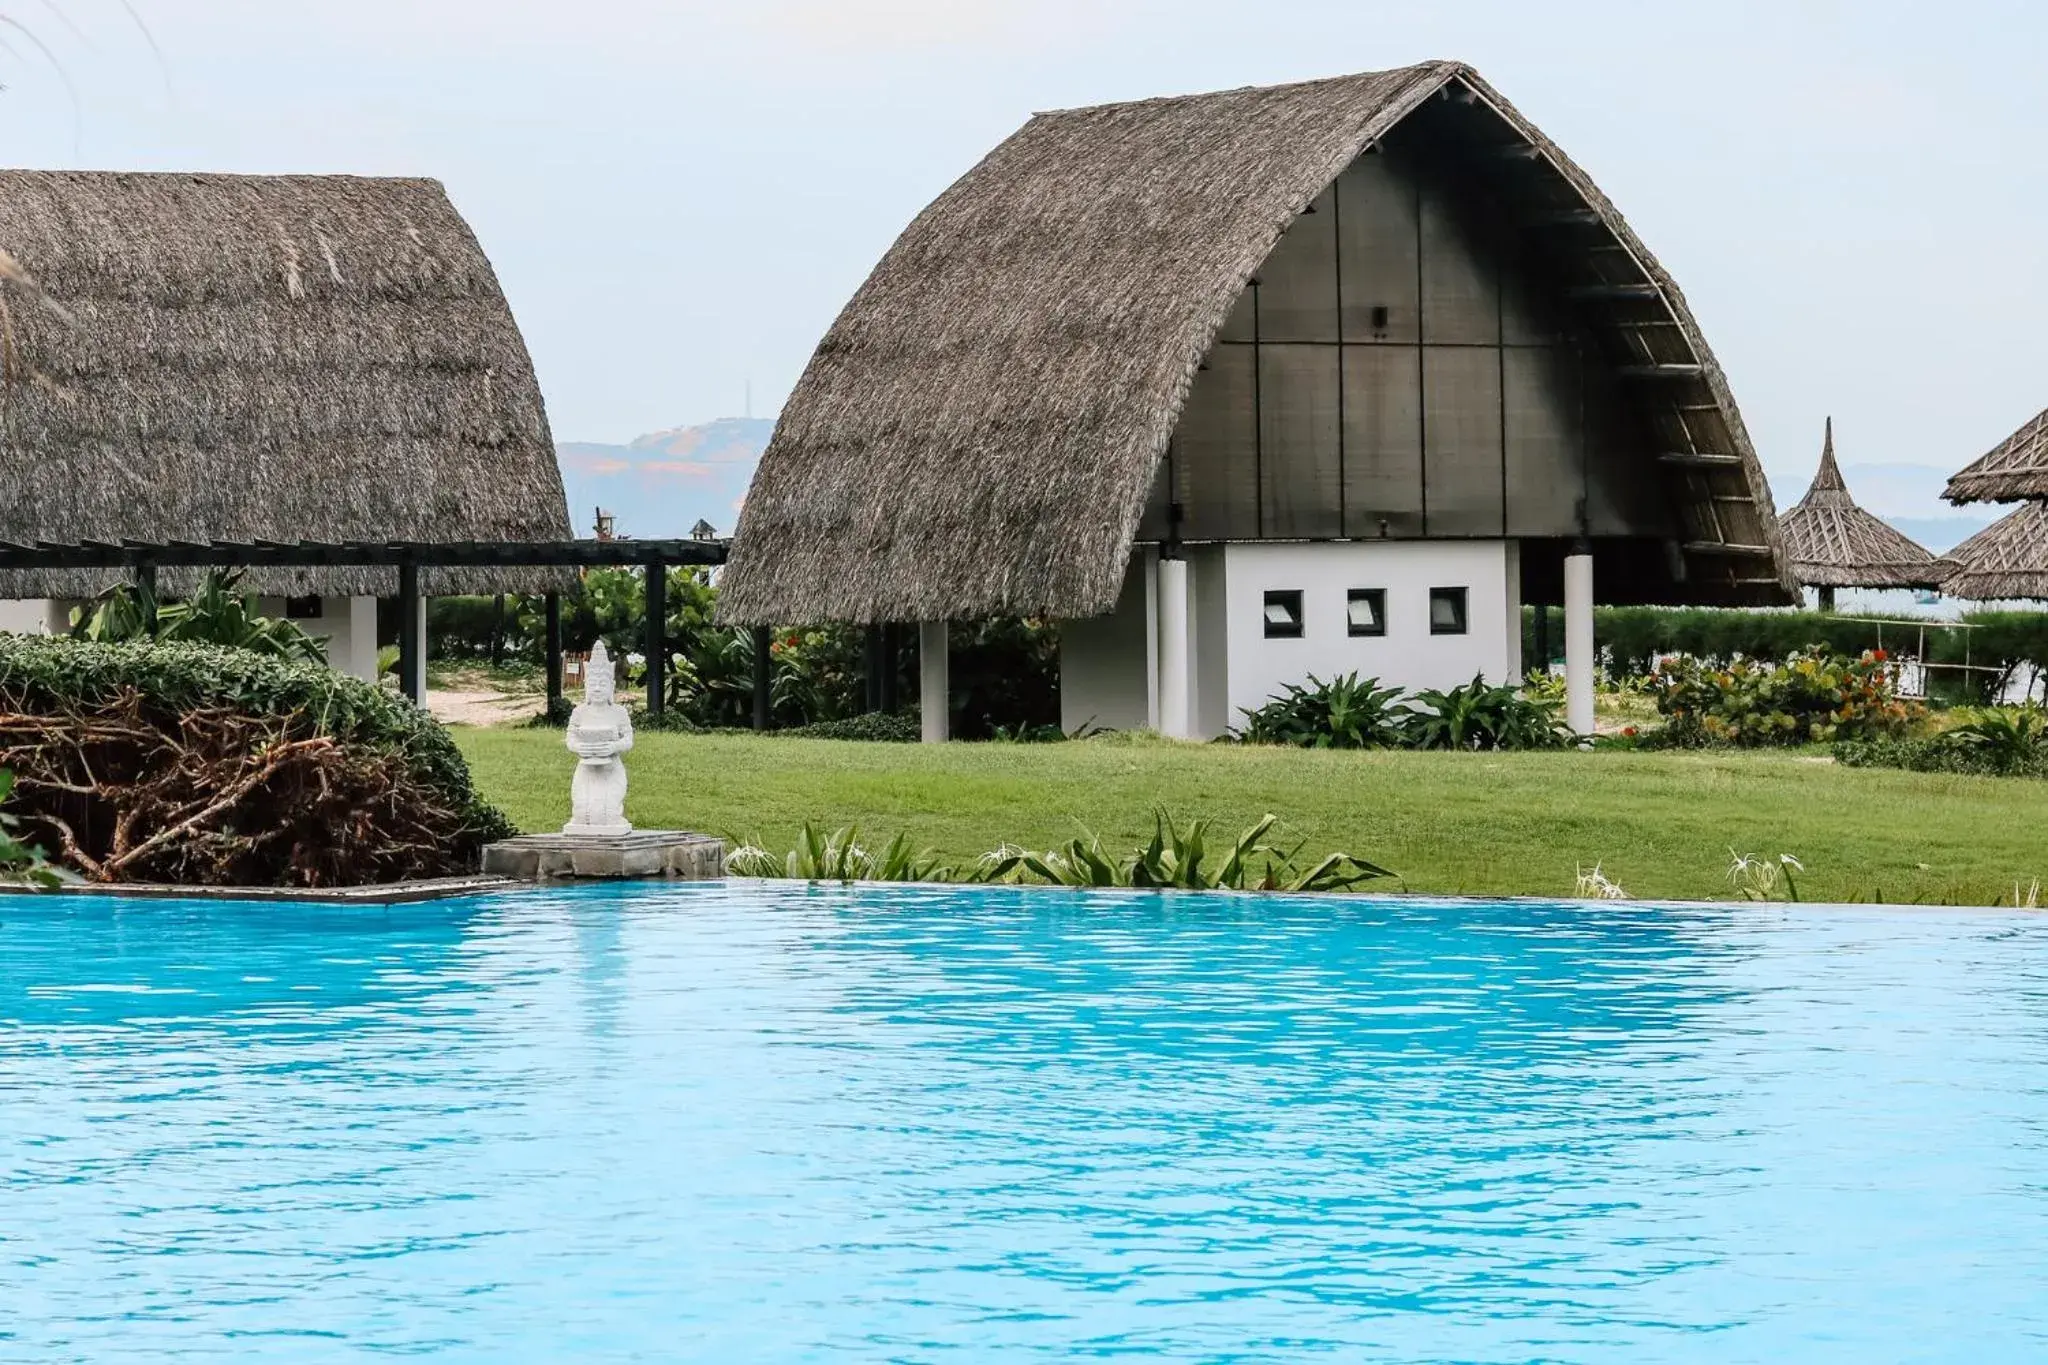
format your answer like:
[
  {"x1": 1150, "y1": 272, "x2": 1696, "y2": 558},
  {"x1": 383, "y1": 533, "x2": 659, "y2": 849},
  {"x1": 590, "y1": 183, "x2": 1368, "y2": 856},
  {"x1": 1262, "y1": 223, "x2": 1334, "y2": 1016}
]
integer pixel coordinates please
[
  {"x1": 722, "y1": 61, "x2": 1792, "y2": 740},
  {"x1": 1947, "y1": 408, "x2": 2048, "y2": 505},
  {"x1": 1943, "y1": 502, "x2": 2048, "y2": 602},
  {"x1": 0, "y1": 170, "x2": 571, "y2": 679},
  {"x1": 1778, "y1": 419, "x2": 1948, "y2": 610},
  {"x1": 1943, "y1": 407, "x2": 2048, "y2": 604}
]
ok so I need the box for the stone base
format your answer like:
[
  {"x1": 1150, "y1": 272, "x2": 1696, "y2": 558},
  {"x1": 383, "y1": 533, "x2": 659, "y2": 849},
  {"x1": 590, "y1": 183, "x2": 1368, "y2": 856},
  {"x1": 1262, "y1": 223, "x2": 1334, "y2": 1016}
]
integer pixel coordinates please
[{"x1": 482, "y1": 831, "x2": 726, "y2": 882}]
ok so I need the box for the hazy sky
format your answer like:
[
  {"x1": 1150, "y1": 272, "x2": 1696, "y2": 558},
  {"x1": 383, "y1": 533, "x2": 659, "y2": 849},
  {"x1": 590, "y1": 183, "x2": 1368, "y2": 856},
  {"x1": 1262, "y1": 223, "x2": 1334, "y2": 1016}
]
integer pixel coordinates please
[{"x1": 6, "y1": 0, "x2": 2044, "y2": 505}]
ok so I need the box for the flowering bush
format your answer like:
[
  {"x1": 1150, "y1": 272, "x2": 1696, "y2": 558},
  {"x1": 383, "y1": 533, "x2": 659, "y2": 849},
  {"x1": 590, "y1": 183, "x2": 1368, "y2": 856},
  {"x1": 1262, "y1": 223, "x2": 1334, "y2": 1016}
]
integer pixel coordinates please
[{"x1": 1652, "y1": 648, "x2": 1924, "y2": 747}]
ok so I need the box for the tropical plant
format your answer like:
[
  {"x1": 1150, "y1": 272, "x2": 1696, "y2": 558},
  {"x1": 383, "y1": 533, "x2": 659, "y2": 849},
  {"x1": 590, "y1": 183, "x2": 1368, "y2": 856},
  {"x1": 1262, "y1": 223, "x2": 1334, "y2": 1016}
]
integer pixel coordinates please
[
  {"x1": 1654, "y1": 648, "x2": 1923, "y2": 747},
  {"x1": 1237, "y1": 672, "x2": 1411, "y2": 749},
  {"x1": 70, "y1": 570, "x2": 326, "y2": 663},
  {"x1": 726, "y1": 823, "x2": 954, "y2": 882},
  {"x1": 1728, "y1": 850, "x2": 1804, "y2": 902},
  {"x1": 1945, "y1": 706, "x2": 2048, "y2": 767},
  {"x1": 1404, "y1": 675, "x2": 1568, "y2": 750},
  {"x1": 978, "y1": 812, "x2": 1393, "y2": 893}
]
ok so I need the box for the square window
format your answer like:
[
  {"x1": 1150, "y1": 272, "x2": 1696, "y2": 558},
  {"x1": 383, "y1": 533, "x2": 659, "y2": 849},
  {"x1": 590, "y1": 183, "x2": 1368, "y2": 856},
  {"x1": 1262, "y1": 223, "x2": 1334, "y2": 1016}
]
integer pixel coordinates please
[
  {"x1": 1347, "y1": 588, "x2": 1387, "y2": 637},
  {"x1": 284, "y1": 595, "x2": 324, "y2": 620},
  {"x1": 1429, "y1": 587, "x2": 1468, "y2": 636},
  {"x1": 1262, "y1": 589, "x2": 1304, "y2": 639}
]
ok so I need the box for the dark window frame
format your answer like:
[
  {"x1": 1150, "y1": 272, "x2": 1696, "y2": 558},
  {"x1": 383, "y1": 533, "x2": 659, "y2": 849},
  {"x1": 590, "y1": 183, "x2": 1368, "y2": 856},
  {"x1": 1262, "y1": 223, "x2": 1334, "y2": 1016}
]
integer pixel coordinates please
[
  {"x1": 1262, "y1": 589, "x2": 1305, "y2": 640},
  {"x1": 1346, "y1": 588, "x2": 1387, "y2": 638},
  {"x1": 1428, "y1": 586, "x2": 1469, "y2": 636}
]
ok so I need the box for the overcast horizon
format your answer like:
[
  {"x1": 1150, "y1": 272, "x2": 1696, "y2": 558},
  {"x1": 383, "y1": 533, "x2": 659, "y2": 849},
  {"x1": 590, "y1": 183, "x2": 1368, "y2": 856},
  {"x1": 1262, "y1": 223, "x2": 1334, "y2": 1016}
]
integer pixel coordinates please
[{"x1": 4, "y1": 0, "x2": 2044, "y2": 507}]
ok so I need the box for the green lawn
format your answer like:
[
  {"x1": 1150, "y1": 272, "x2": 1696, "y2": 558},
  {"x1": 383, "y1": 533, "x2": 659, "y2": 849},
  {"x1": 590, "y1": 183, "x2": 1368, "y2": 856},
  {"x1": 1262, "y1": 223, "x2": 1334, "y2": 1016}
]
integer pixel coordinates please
[{"x1": 454, "y1": 729, "x2": 2048, "y2": 906}]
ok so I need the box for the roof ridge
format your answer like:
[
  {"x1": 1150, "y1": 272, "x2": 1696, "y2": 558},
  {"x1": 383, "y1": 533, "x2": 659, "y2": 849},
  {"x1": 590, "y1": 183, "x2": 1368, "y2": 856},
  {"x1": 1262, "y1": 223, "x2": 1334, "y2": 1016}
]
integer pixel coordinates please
[{"x1": 1031, "y1": 60, "x2": 1461, "y2": 119}]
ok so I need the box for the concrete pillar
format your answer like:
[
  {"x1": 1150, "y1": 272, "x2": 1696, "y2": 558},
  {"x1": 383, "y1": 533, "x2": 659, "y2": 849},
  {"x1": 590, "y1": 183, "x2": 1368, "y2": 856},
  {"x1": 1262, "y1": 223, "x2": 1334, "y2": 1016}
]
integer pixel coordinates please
[
  {"x1": 1564, "y1": 550, "x2": 1595, "y2": 738},
  {"x1": 919, "y1": 620, "x2": 949, "y2": 744},
  {"x1": 1157, "y1": 555, "x2": 1190, "y2": 739}
]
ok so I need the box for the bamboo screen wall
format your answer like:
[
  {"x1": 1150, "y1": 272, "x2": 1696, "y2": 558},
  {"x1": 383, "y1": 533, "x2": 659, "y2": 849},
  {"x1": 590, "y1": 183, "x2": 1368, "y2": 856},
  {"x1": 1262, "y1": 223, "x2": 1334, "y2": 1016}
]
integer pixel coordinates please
[{"x1": 1140, "y1": 118, "x2": 1673, "y2": 547}]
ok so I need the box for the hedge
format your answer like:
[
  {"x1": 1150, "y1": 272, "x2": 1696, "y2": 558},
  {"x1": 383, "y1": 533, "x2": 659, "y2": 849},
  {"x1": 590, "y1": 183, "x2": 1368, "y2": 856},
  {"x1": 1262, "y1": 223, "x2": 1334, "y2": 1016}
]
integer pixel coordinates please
[{"x1": 1524, "y1": 606, "x2": 2048, "y2": 702}]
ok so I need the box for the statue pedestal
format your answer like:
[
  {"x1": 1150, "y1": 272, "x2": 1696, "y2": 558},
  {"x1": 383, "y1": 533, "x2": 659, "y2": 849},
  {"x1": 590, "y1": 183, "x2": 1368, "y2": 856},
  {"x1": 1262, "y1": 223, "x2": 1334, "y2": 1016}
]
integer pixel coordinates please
[{"x1": 482, "y1": 831, "x2": 726, "y2": 882}]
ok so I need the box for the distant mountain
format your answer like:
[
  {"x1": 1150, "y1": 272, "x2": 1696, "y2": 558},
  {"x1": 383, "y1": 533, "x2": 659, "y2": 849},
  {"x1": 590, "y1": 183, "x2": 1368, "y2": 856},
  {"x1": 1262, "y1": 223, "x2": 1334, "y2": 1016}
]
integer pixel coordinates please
[{"x1": 557, "y1": 417, "x2": 774, "y2": 540}]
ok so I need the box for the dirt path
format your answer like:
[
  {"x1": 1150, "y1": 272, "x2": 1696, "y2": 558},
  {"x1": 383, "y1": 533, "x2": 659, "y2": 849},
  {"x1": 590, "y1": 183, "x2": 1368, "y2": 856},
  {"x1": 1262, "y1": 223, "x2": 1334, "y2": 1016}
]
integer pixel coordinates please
[{"x1": 428, "y1": 688, "x2": 545, "y2": 728}]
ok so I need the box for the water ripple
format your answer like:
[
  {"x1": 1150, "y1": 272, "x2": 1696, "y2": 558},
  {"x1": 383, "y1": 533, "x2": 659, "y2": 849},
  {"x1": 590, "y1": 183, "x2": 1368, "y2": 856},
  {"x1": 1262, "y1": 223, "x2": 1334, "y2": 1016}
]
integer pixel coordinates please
[{"x1": 2, "y1": 884, "x2": 2047, "y2": 1360}]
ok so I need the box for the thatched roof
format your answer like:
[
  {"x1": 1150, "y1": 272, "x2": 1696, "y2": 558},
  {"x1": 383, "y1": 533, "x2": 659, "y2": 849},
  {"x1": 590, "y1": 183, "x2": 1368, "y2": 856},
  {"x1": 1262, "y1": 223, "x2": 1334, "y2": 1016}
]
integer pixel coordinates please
[
  {"x1": 0, "y1": 170, "x2": 571, "y2": 598},
  {"x1": 720, "y1": 60, "x2": 1791, "y2": 626},
  {"x1": 1944, "y1": 500, "x2": 2048, "y2": 601},
  {"x1": 1778, "y1": 419, "x2": 1948, "y2": 589},
  {"x1": 1947, "y1": 407, "x2": 2048, "y2": 505}
]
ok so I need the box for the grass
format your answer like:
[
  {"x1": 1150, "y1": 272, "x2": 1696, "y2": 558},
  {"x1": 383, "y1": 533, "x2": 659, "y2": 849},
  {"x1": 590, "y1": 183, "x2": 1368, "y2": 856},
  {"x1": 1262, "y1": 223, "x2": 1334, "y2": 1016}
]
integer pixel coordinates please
[{"x1": 454, "y1": 728, "x2": 2048, "y2": 906}]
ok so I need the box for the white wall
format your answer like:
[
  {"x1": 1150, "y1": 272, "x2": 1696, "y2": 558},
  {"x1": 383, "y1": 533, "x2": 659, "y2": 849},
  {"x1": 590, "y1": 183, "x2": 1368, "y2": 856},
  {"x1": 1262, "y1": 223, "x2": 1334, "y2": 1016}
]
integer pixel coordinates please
[
  {"x1": 0, "y1": 599, "x2": 63, "y2": 635},
  {"x1": 1059, "y1": 562, "x2": 1153, "y2": 733},
  {"x1": 1218, "y1": 541, "x2": 1519, "y2": 729},
  {"x1": 258, "y1": 595, "x2": 381, "y2": 683}
]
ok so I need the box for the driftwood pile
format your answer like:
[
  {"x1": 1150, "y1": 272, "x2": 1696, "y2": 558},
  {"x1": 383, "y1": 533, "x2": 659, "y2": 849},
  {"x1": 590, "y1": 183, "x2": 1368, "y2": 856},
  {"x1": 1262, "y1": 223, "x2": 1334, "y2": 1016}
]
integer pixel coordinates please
[{"x1": 0, "y1": 688, "x2": 481, "y2": 887}]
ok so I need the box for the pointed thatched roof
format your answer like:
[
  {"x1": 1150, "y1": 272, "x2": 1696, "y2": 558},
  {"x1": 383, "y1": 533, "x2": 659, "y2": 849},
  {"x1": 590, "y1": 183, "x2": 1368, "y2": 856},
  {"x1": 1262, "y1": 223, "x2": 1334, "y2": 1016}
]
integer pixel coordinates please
[
  {"x1": 1778, "y1": 419, "x2": 1948, "y2": 589},
  {"x1": 0, "y1": 170, "x2": 571, "y2": 598},
  {"x1": 719, "y1": 61, "x2": 1791, "y2": 626},
  {"x1": 1944, "y1": 500, "x2": 2048, "y2": 601},
  {"x1": 1947, "y1": 408, "x2": 2048, "y2": 504}
]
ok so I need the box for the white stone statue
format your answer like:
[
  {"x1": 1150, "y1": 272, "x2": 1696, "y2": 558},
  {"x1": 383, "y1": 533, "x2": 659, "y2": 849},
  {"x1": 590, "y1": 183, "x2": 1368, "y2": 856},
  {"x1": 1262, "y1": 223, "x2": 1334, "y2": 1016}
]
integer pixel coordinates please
[{"x1": 563, "y1": 640, "x2": 635, "y2": 835}]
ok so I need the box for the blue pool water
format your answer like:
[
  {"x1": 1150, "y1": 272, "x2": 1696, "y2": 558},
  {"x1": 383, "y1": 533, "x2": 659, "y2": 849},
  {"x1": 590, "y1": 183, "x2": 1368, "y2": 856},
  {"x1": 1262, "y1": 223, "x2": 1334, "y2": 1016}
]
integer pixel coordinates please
[{"x1": 4, "y1": 884, "x2": 2048, "y2": 1361}]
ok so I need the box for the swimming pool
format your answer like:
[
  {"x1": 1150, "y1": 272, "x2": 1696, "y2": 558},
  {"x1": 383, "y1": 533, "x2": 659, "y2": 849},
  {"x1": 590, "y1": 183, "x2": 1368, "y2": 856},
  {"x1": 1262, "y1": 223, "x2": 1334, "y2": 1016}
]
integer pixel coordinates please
[{"x1": 4, "y1": 882, "x2": 2046, "y2": 1361}]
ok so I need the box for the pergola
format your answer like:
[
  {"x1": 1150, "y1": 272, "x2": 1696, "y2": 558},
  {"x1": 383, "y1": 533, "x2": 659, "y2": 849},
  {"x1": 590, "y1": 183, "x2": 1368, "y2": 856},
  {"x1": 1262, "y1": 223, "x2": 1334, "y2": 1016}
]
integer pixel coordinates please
[{"x1": 0, "y1": 537, "x2": 757, "y2": 723}]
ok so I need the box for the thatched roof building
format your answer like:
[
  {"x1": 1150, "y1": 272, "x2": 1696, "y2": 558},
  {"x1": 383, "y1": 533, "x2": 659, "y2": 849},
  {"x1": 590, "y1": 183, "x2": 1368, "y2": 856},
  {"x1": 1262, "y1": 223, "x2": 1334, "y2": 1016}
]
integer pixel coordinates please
[
  {"x1": 1944, "y1": 501, "x2": 2048, "y2": 601},
  {"x1": 0, "y1": 170, "x2": 570, "y2": 597},
  {"x1": 721, "y1": 60, "x2": 1792, "y2": 626},
  {"x1": 1947, "y1": 408, "x2": 2048, "y2": 504},
  {"x1": 1779, "y1": 419, "x2": 1947, "y2": 590}
]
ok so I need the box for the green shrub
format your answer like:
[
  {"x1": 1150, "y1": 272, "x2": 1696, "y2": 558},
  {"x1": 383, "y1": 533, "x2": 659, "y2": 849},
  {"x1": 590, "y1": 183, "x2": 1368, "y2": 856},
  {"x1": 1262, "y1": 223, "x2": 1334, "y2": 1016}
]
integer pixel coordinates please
[
  {"x1": 1238, "y1": 673, "x2": 1410, "y2": 749},
  {"x1": 1405, "y1": 675, "x2": 1569, "y2": 750},
  {"x1": 1836, "y1": 706, "x2": 2048, "y2": 779},
  {"x1": 0, "y1": 636, "x2": 514, "y2": 886},
  {"x1": 1653, "y1": 648, "x2": 1924, "y2": 747},
  {"x1": 780, "y1": 712, "x2": 921, "y2": 743}
]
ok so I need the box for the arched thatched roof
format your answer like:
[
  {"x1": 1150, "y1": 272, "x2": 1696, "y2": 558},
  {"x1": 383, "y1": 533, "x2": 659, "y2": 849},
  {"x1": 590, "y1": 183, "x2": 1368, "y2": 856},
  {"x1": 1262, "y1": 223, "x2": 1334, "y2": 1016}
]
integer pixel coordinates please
[
  {"x1": 1779, "y1": 419, "x2": 1948, "y2": 589},
  {"x1": 720, "y1": 61, "x2": 1790, "y2": 626},
  {"x1": 1947, "y1": 407, "x2": 2048, "y2": 505},
  {"x1": 0, "y1": 170, "x2": 570, "y2": 597},
  {"x1": 1945, "y1": 501, "x2": 2048, "y2": 601}
]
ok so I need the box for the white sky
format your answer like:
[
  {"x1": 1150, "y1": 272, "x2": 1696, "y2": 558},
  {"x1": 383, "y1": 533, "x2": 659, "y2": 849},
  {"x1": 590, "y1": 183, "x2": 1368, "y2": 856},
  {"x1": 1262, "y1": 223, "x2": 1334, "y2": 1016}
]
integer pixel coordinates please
[{"x1": 5, "y1": 0, "x2": 2044, "y2": 505}]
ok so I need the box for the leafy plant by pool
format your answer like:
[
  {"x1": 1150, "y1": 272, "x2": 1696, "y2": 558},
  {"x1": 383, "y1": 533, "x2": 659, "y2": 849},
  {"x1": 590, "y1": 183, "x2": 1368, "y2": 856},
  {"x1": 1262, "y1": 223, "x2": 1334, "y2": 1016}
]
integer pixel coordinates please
[
  {"x1": 729, "y1": 813, "x2": 1393, "y2": 892},
  {"x1": 1236, "y1": 672, "x2": 1566, "y2": 751}
]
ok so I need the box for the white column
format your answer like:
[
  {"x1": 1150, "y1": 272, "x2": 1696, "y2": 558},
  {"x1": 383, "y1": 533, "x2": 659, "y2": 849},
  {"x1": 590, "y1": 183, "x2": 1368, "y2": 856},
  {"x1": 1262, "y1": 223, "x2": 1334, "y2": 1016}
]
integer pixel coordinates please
[
  {"x1": 919, "y1": 620, "x2": 949, "y2": 744},
  {"x1": 1157, "y1": 555, "x2": 1190, "y2": 738},
  {"x1": 1564, "y1": 551, "x2": 1595, "y2": 739},
  {"x1": 341, "y1": 596, "x2": 379, "y2": 682},
  {"x1": 1143, "y1": 548, "x2": 1161, "y2": 731}
]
